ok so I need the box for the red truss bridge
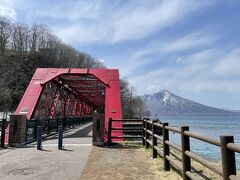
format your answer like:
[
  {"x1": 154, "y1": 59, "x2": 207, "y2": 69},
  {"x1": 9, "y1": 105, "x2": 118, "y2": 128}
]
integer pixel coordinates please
[{"x1": 14, "y1": 68, "x2": 123, "y2": 141}]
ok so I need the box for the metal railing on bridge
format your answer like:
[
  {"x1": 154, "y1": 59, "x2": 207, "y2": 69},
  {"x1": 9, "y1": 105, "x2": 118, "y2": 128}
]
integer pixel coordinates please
[
  {"x1": 108, "y1": 118, "x2": 240, "y2": 180},
  {"x1": 25, "y1": 117, "x2": 92, "y2": 143}
]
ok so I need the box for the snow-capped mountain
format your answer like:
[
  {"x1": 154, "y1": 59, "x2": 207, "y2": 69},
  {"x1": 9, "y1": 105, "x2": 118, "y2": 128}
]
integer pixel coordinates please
[{"x1": 141, "y1": 90, "x2": 240, "y2": 116}]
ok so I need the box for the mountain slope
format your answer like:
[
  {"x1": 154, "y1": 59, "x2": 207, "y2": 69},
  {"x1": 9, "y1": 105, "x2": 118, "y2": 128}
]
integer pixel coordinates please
[{"x1": 141, "y1": 90, "x2": 240, "y2": 116}]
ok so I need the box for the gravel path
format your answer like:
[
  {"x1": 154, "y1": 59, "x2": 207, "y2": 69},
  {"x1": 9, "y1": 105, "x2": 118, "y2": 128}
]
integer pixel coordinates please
[{"x1": 80, "y1": 143, "x2": 182, "y2": 180}]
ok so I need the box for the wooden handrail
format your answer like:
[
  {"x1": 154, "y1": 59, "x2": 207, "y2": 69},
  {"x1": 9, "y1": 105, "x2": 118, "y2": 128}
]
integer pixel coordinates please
[
  {"x1": 154, "y1": 134, "x2": 162, "y2": 141},
  {"x1": 146, "y1": 130, "x2": 153, "y2": 135},
  {"x1": 165, "y1": 126, "x2": 181, "y2": 134},
  {"x1": 184, "y1": 131, "x2": 220, "y2": 147},
  {"x1": 165, "y1": 140, "x2": 181, "y2": 152},
  {"x1": 227, "y1": 143, "x2": 240, "y2": 153},
  {"x1": 185, "y1": 150, "x2": 223, "y2": 176},
  {"x1": 229, "y1": 175, "x2": 240, "y2": 180},
  {"x1": 154, "y1": 123, "x2": 163, "y2": 128},
  {"x1": 166, "y1": 155, "x2": 183, "y2": 172}
]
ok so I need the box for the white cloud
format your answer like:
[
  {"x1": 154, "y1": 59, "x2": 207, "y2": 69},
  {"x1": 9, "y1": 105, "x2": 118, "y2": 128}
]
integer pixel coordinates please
[
  {"x1": 212, "y1": 48, "x2": 240, "y2": 77},
  {"x1": 12, "y1": 0, "x2": 217, "y2": 44},
  {"x1": 161, "y1": 32, "x2": 217, "y2": 53},
  {"x1": 53, "y1": 23, "x2": 108, "y2": 44},
  {"x1": 111, "y1": 0, "x2": 215, "y2": 43},
  {"x1": 128, "y1": 47, "x2": 240, "y2": 95},
  {"x1": 176, "y1": 49, "x2": 220, "y2": 64},
  {"x1": 35, "y1": 1, "x2": 100, "y2": 21},
  {"x1": 137, "y1": 31, "x2": 218, "y2": 58},
  {"x1": 114, "y1": 31, "x2": 219, "y2": 77},
  {"x1": 0, "y1": 0, "x2": 16, "y2": 20},
  {"x1": 106, "y1": 27, "x2": 237, "y2": 96}
]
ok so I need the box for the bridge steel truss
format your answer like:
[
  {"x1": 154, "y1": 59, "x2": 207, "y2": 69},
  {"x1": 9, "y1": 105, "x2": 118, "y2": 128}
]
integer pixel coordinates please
[{"x1": 14, "y1": 68, "x2": 123, "y2": 141}]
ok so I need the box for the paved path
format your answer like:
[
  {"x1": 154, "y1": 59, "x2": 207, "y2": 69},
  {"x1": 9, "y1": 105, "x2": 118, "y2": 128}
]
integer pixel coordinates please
[{"x1": 0, "y1": 123, "x2": 93, "y2": 180}]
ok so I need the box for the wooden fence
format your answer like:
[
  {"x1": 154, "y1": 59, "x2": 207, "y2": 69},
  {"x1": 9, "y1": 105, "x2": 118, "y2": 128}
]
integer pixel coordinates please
[
  {"x1": 108, "y1": 118, "x2": 240, "y2": 180},
  {"x1": 107, "y1": 119, "x2": 144, "y2": 145}
]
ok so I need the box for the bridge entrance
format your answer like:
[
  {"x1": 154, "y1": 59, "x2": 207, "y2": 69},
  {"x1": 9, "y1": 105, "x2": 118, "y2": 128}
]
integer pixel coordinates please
[{"x1": 8, "y1": 68, "x2": 122, "y2": 146}]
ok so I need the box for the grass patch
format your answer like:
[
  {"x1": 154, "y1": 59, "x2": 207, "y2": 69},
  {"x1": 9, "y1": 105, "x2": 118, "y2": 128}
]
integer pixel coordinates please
[{"x1": 111, "y1": 141, "x2": 143, "y2": 149}]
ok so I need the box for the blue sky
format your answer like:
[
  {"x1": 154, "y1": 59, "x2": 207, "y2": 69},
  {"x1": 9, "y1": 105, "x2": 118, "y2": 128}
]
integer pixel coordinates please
[{"x1": 1, "y1": 0, "x2": 240, "y2": 109}]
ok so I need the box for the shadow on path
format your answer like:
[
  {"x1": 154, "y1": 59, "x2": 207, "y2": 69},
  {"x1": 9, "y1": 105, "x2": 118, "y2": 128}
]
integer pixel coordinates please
[
  {"x1": 46, "y1": 123, "x2": 92, "y2": 141},
  {"x1": 65, "y1": 124, "x2": 92, "y2": 139}
]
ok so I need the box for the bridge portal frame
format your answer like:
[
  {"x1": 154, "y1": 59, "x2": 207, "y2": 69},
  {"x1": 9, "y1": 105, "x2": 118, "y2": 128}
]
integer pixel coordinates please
[{"x1": 14, "y1": 68, "x2": 123, "y2": 142}]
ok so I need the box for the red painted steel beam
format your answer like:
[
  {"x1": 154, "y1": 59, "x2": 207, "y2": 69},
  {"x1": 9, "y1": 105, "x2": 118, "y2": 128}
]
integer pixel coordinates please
[
  {"x1": 15, "y1": 68, "x2": 123, "y2": 142},
  {"x1": 71, "y1": 98, "x2": 78, "y2": 117},
  {"x1": 47, "y1": 85, "x2": 61, "y2": 119},
  {"x1": 52, "y1": 79, "x2": 97, "y2": 108}
]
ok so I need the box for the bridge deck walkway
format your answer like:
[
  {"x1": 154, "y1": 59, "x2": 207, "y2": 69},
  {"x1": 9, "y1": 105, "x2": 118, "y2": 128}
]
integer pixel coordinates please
[{"x1": 0, "y1": 123, "x2": 93, "y2": 180}]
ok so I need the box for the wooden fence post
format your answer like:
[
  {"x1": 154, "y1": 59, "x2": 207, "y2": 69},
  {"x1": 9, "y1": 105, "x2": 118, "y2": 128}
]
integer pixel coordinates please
[
  {"x1": 145, "y1": 119, "x2": 149, "y2": 149},
  {"x1": 181, "y1": 126, "x2": 191, "y2": 180},
  {"x1": 152, "y1": 120, "x2": 157, "y2": 158},
  {"x1": 163, "y1": 123, "x2": 170, "y2": 171},
  {"x1": 107, "y1": 118, "x2": 112, "y2": 146},
  {"x1": 142, "y1": 118, "x2": 146, "y2": 146},
  {"x1": 220, "y1": 136, "x2": 236, "y2": 180}
]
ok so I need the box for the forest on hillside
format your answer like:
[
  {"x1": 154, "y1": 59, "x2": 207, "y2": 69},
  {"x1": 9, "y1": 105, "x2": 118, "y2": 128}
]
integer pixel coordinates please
[{"x1": 0, "y1": 16, "x2": 149, "y2": 119}]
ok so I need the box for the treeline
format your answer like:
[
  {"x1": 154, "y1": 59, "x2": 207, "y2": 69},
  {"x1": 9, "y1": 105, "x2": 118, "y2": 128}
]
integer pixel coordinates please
[
  {"x1": 121, "y1": 78, "x2": 150, "y2": 119},
  {"x1": 0, "y1": 17, "x2": 104, "y2": 67},
  {"x1": 0, "y1": 16, "x2": 104, "y2": 110},
  {"x1": 0, "y1": 16, "x2": 149, "y2": 118}
]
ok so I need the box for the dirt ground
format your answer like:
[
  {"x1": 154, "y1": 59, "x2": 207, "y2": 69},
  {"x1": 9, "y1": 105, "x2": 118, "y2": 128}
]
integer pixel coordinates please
[{"x1": 80, "y1": 142, "x2": 182, "y2": 180}]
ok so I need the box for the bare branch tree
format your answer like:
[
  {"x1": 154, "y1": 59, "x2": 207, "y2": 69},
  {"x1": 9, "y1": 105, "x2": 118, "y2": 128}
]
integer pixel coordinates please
[{"x1": 0, "y1": 17, "x2": 11, "y2": 56}]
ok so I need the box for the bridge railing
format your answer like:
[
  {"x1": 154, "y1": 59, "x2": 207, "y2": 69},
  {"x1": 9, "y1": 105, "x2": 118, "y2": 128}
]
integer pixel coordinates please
[
  {"x1": 26, "y1": 117, "x2": 92, "y2": 143},
  {"x1": 108, "y1": 118, "x2": 240, "y2": 180}
]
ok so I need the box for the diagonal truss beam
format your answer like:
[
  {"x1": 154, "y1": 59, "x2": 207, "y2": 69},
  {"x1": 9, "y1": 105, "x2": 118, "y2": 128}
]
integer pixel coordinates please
[{"x1": 47, "y1": 85, "x2": 61, "y2": 119}]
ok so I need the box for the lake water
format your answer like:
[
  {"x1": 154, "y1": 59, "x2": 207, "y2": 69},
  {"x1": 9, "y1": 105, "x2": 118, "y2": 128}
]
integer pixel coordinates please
[{"x1": 158, "y1": 115, "x2": 240, "y2": 169}]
